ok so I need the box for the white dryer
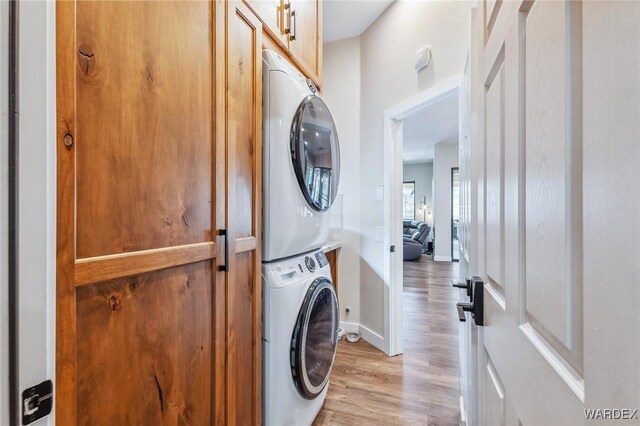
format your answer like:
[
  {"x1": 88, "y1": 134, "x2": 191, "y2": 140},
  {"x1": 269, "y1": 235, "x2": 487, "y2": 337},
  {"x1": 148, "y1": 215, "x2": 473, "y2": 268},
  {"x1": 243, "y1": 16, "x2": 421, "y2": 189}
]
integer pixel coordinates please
[
  {"x1": 263, "y1": 249, "x2": 339, "y2": 426},
  {"x1": 262, "y1": 50, "x2": 340, "y2": 262}
]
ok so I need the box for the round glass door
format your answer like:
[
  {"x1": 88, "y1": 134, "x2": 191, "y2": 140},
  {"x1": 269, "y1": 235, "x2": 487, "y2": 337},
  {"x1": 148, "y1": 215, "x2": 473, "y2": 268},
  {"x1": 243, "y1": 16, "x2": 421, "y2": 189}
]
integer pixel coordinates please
[
  {"x1": 290, "y1": 95, "x2": 340, "y2": 212},
  {"x1": 290, "y1": 278, "x2": 339, "y2": 400}
]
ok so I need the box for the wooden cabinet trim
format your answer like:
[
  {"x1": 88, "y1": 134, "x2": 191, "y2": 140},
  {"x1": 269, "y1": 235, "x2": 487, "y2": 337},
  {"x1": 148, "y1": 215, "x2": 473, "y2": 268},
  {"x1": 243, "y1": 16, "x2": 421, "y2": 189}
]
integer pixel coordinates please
[{"x1": 74, "y1": 242, "x2": 216, "y2": 286}]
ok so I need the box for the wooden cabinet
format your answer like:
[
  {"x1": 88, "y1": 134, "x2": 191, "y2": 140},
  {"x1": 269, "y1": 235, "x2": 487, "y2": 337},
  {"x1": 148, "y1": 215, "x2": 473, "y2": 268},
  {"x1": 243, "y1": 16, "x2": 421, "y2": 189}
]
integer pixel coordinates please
[
  {"x1": 286, "y1": 0, "x2": 321, "y2": 84},
  {"x1": 243, "y1": 0, "x2": 322, "y2": 86},
  {"x1": 244, "y1": 0, "x2": 286, "y2": 43},
  {"x1": 215, "y1": 1, "x2": 263, "y2": 424},
  {"x1": 56, "y1": 1, "x2": 262, "y2": 424},
  {"x1": 325, "y1": 248, "x2": 338, "y2": 291}
]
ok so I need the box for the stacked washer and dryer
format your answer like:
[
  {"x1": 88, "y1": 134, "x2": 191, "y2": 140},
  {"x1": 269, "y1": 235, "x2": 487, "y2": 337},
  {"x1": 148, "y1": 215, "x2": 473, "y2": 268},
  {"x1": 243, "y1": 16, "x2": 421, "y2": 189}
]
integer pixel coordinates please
[{"x1": 262, "y1": 50, "x2": 341, "y2": 426}]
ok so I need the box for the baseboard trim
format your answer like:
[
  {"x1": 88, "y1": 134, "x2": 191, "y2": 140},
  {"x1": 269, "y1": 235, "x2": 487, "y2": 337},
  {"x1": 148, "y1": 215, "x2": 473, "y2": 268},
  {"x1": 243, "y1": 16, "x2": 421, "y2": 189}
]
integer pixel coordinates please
[
  {"x1": 358, "y1": 324, "x2": 385, "y2": 352},
  {"x1": 339, "y1": 321, "x2": 359, "y2": 333},
  {"x1": 434, "y1": 255, "x2": 452, "y2": 262},
  {"x1": 339, "y1": 321, "x2": 386, "y2": 354}
]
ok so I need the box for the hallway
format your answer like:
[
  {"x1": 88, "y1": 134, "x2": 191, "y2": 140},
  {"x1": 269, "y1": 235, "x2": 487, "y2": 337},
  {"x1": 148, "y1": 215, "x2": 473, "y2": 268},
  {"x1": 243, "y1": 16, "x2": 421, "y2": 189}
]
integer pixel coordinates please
[{"x1": 315, "y1": 257, "x2": 461, "y2": 425}]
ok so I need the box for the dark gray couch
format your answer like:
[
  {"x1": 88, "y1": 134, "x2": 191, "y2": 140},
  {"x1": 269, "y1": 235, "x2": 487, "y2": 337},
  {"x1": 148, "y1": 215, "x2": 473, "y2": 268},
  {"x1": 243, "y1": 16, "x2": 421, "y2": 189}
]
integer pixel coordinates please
[{"x1": 403, "y1": 220, "x2": 430, "y2": 261}]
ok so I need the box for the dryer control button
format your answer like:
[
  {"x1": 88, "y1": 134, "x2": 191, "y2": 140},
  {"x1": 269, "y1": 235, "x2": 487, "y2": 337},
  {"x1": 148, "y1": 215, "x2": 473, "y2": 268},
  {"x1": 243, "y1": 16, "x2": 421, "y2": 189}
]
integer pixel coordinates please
[{"x1": 304, "y1": 256, "x2": 316, "y2": 273}]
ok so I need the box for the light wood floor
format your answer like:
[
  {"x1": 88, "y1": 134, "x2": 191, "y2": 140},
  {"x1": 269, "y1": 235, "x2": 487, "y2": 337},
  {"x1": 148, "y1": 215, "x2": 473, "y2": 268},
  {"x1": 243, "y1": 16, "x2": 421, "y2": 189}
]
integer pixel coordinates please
[{"x1": 314, "y1": 256, "x2": 461, "y2": 425}]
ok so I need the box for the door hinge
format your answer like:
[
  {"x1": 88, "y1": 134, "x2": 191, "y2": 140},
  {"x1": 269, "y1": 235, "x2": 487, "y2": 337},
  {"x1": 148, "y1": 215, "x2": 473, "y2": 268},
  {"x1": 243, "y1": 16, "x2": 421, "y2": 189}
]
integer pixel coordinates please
[
  {"x1": 22, "y1": 380, "x2": 53, "y2": 425},
  {"x1": 390, "y1": 245, "x2": 396, "y2": 253}
]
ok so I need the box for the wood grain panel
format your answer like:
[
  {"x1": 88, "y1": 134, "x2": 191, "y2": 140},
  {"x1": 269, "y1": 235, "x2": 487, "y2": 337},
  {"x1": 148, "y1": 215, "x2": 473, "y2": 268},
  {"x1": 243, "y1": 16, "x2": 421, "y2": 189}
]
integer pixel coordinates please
[
  {"x1": 524, "y1": 1, "x2": 574, "y2": 352},
  {"x1": 244, "y1": 0, "x2": 284, "y2": 43},
  {"x1": 222, "y1": 3, "x2": 263, "y2": 424},
  {"x1": 76, "y1": 263, "x2": 212, "y2": 425},
  {"x1": 231, "y1": 8, "x2": 258, "y2": 240},
  {"x1": 75, "y1": 242, "x2": 216, "y2": 286},
  {"x1": 56, "y1": 2, "x2": 218, "y2": 423},
  {"x1": 326, "y1": 248, "x2": 337, "y2": 290},
  {"x1": 288, "y1": 0, "x2": 321, "y2": 84},
  {"x1": 485, "y1": 66, "x2": 504, "y2": 293},
  {"x1": 75, "y1": 1, "x2": 213, "y2": 258}
]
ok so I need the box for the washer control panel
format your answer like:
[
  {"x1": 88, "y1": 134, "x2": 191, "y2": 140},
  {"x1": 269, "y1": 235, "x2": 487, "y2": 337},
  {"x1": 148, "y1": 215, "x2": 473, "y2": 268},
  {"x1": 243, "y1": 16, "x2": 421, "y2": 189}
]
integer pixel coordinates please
[{"x1": 304, "y1": 256, "x2": 316, "y2": 273}]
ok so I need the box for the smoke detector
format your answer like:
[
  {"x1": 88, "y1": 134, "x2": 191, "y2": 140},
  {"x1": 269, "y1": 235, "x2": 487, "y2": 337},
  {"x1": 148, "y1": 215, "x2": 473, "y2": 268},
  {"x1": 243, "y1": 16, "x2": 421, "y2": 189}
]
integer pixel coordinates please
[{"x1": 415, "y1": 45, "x2": 432, "y2": 71}]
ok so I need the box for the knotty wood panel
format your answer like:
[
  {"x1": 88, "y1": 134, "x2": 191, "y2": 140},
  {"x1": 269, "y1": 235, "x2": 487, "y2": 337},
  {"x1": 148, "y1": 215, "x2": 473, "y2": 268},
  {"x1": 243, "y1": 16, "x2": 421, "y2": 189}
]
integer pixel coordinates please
[
  {"x1": 76, "y1": 263, "x2": 212, "y2": 425},
  {"x1": 56, "y1": 2, "x2": 217, "y2": 424},
  {"x1": 219, "y1": 2, "x2": 263, "y2": 424},
  {"x1": 75, "y1": 1, "x2": 213, "y2": 258}
]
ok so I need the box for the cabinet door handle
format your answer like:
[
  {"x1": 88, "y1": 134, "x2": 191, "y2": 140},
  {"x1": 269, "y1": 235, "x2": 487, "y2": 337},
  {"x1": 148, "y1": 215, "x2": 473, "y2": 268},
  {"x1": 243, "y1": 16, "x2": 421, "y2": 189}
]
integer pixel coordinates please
[
  {"x1": 218, "y1": 229, "x2": 229, "y2": 272},
  {"x1": 284, "y1": 1, "x2": 291, "y2": 35},
  {"x1": 289, "y1": 9, "x2": 296, "y2": 41}
]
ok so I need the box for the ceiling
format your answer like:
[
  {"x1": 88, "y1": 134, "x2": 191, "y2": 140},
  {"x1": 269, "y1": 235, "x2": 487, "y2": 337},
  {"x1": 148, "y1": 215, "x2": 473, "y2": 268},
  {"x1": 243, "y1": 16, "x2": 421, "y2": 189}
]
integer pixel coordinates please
[
  {"x1": 402, "y1": 93, "x2": 459, "y2": 164},
  {"x1": 323, "y1": 0, "x2": 395, "y2": 43}
]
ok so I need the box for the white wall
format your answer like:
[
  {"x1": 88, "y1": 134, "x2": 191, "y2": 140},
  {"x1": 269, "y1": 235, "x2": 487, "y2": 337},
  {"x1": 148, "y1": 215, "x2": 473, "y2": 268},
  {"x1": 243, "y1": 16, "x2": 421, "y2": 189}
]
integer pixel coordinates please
[
  {"x1": 323, "y1": 37, "x2": 362, "y2": 326},
  {"x1": 433, "y1": 142, "x2": 459, "y2": 261},
  {"x1": 402, "y1": 162, "x2": 433, "y2": 227},
  {"x1": 358, "y1": 1, "x2": 470, "y2": 336}
]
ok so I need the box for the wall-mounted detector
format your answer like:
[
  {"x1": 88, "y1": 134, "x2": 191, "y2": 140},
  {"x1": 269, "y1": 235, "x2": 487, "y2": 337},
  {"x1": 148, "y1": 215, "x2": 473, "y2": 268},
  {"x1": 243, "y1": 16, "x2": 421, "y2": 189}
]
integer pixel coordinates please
[{"x1": 415, "y1": 45, "x2": 432, "y2": 71}]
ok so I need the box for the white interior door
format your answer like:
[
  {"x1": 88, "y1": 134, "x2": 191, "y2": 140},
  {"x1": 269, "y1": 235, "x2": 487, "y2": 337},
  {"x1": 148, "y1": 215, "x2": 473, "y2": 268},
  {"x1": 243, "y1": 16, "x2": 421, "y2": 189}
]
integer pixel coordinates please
[{"x1": 465, "y1": 1, "x2": 640, "y2": 424}]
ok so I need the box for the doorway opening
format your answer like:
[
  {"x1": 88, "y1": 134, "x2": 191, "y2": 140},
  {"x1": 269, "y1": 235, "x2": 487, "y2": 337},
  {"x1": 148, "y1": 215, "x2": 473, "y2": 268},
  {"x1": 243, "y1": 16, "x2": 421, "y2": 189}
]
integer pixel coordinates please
[{"x1": 381, "y1": 74, "x2": 462, "y2": 356}]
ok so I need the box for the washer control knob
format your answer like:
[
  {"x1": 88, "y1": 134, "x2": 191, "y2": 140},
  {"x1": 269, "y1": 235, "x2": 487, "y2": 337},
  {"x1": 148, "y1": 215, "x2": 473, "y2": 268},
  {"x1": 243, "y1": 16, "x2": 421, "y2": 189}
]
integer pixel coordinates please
[{"x1": 304, "y1": 256, "x2": 316, "y2": 273}]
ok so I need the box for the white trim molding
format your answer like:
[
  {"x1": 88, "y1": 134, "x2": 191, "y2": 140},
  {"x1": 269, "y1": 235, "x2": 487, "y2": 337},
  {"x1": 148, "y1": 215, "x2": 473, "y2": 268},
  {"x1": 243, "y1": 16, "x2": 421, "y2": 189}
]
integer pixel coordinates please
[
  {"x1": 434, "y1": 255, "x2": 453, "y2": 262},
  {"x1": 383, "y1": 74, "x2": 463, "y2": 357}
]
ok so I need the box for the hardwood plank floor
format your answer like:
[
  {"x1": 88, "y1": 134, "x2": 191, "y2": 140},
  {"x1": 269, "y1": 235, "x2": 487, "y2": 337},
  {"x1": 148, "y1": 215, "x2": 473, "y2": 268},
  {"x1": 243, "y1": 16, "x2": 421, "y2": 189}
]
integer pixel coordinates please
[{"x1": 315, "y1": 256, "x2": 461, "y2": 426}]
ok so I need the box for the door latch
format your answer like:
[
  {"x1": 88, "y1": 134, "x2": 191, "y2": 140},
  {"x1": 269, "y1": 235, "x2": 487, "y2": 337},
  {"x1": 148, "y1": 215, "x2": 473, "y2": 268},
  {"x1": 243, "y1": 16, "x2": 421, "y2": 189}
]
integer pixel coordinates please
[
  {"x1": 456, "y1": 276, "x2": 484, "y2": 326},
  {"x1": 390, "y1": 245, "x2": 396, "y2": 253},
  {"x1": 22, "y1": 380, "x2": 53, "y2": 425},
  {"x1": 452, "y1": 278, "x2": 472, "y2": 298}
]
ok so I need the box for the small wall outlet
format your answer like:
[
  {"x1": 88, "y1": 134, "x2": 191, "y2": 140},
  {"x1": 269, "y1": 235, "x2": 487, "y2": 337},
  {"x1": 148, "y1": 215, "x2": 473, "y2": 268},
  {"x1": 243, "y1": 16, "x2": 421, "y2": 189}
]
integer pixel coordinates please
[
  {"x1": 375, "y1": 185, "x2": 384, "y2": 201},
  {"x1": 375, "y1": 226, "x2": 384, "y2": 242}
]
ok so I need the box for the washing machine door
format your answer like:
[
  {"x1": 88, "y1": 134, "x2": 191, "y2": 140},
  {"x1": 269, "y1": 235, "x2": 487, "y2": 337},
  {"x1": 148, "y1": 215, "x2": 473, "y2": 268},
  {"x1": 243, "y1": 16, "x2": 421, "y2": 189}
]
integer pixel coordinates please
[
  {"x1": 290, "y1": 277, "x2": 339, "y2": 400},
  {"x1": 290, "y1": 95, "x2": 340, "y2": 212}
]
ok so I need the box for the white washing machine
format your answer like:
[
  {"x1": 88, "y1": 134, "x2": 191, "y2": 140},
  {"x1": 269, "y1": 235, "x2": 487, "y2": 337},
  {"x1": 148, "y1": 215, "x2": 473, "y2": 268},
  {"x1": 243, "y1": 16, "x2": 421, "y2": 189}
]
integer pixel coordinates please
[
  {"x1": 262, "y1": 50, "x2": 341, "y2": 262},
  {"x1": 263, "y1": 249, "x2": 339, "y2": 426}
]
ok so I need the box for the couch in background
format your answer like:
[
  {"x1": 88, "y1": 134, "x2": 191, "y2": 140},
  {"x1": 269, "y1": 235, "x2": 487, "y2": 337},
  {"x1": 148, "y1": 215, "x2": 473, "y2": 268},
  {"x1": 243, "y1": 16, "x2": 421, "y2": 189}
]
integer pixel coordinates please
[{"x1": 403, "y1": 220, "x2": 430, "y2": 261}]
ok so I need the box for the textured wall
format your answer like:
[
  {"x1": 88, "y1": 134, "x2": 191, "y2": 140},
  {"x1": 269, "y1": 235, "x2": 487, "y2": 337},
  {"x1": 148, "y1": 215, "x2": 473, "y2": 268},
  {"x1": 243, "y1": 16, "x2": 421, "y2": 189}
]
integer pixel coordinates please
[
  {"x1": 359, "y1": 1, "x2": 471, "y2": 335},
  {"x1": 323, "y1": 37, "x2": 362, "y2": 325}
]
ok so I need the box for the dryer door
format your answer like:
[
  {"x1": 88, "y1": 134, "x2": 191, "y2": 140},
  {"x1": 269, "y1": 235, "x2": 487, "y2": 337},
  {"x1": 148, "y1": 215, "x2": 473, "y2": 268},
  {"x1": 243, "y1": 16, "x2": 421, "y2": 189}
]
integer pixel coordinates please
[
  {"x1": 290, "y1": 95, "x2": 340, "y2": 211},
  {"x1": 290, "y1": 277, "x2": 339, "y2": 400}
]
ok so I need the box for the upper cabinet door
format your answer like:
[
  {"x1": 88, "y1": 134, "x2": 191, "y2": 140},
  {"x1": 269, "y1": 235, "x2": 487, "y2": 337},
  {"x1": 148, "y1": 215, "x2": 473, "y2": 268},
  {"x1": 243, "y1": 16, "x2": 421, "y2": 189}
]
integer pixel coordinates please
[
  {"x1": 244, "y1": 0, "x2": 286, "y2": 43},
  {"x1": 286, "y1": 0, "x2": 322, "y2": 84}
]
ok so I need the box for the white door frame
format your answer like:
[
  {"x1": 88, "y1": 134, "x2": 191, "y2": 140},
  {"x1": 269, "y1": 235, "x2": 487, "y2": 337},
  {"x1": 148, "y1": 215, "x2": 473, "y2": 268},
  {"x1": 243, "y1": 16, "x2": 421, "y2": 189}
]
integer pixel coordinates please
[
  {"x1": 13, "y1": 2, "x2": 57, "y2": 425},
  {"x1": 383, "y1": 74, "x2": 462, "y2": 356}
]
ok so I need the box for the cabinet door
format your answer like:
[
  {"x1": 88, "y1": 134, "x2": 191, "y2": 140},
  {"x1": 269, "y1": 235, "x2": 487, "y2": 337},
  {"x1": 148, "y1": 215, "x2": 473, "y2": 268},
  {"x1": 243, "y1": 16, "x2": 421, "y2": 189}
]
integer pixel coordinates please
[
  {"x1": 56, "y1": 2, "x2": 216, "y2": 424},
  {"x1": 244, "y1": 0, "x2": 285, "y2": 43},
  {"x1": 287, "y1": 0, "x2": 321, "y2": 83},
  {"x1": 216, "y1": 1, "x2": 263, "y2": 425}
]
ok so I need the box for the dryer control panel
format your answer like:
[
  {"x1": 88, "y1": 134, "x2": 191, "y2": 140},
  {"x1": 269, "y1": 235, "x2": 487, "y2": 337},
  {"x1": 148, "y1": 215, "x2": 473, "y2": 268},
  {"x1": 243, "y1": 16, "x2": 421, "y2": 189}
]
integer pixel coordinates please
[{"x1": 263, "y1": 249, "x2": 331, "y2": 289}]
